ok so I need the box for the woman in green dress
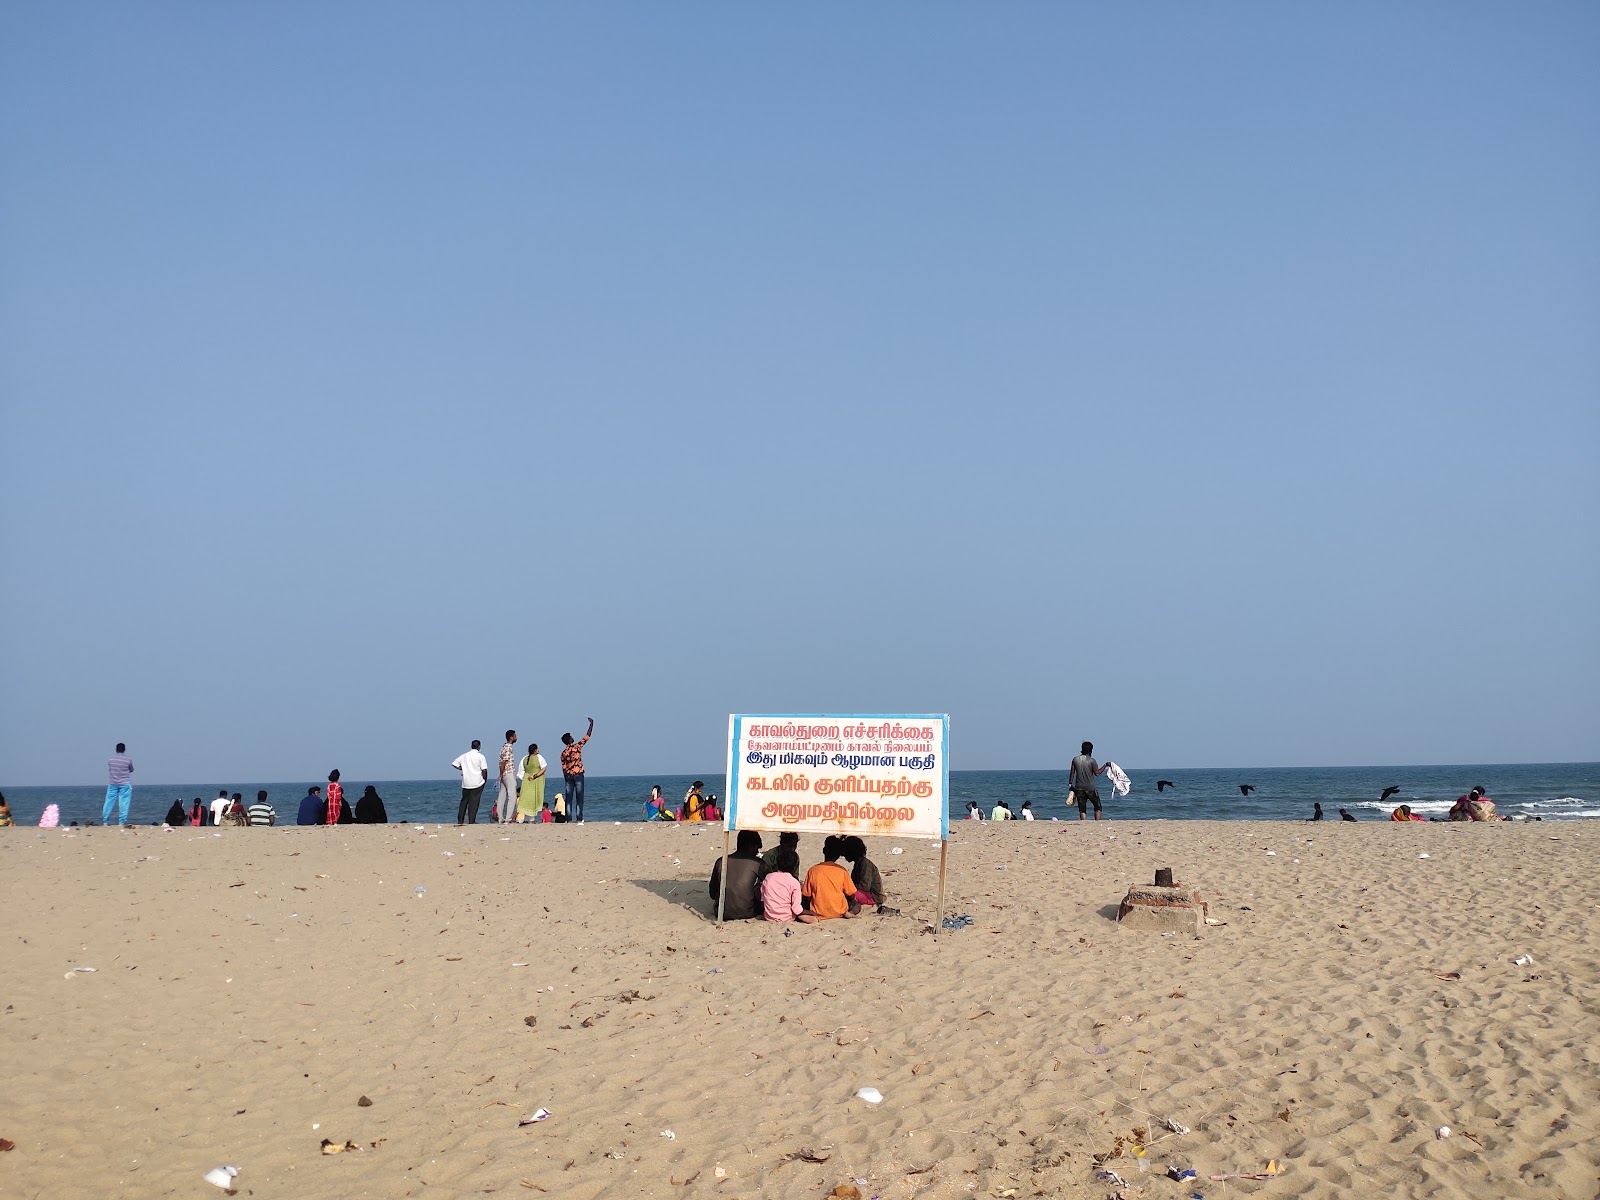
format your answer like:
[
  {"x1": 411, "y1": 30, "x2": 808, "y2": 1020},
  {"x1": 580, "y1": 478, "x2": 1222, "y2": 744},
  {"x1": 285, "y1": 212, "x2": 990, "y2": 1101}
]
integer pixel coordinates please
[{"x1": 517, "y1": 744, "x2": 547, "y2": 822}]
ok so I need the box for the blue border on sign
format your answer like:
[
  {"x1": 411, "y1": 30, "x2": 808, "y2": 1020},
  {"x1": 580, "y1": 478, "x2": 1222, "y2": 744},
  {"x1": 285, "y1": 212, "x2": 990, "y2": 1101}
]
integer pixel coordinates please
[{"x1": 724, "y1": 713, "x2": 950, "y2": 837}]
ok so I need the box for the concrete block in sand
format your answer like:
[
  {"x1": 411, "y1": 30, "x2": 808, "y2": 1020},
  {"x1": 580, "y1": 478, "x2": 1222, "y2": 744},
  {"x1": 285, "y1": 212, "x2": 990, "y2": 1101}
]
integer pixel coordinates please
[{"x1": 1117, "y1": 883, "x2": 1203, "y2": 933}]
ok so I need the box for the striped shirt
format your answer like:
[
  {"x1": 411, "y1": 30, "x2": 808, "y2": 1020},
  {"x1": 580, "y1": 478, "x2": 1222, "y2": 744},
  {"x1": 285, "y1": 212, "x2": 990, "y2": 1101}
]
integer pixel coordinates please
[
  {"x1": 247, "y1": 802, "x2": 276, "y2": 826},
  {"x1": 107, "y1": 754, "x2": 134, "y2": 785}
]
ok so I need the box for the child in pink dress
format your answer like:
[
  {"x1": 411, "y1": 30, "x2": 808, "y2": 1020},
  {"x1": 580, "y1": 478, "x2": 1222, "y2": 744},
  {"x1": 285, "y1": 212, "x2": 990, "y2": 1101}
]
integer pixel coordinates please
[{"x1": 760, "y1": 847, "x2": 816, "y2": 923}]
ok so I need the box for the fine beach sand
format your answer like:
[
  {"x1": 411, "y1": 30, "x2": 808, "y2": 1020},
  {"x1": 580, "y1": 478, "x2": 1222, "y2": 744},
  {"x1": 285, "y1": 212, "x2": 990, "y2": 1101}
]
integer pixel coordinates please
[{"x1": 1, "y1": 819, "x2": 1596, "y2": 1199}]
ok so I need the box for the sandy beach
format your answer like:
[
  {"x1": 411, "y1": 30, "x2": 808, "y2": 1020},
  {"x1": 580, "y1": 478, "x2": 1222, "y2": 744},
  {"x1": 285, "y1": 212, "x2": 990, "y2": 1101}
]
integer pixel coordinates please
[{"x1": 1, "y1": 819, "x2": 1595, "y2": 1199}]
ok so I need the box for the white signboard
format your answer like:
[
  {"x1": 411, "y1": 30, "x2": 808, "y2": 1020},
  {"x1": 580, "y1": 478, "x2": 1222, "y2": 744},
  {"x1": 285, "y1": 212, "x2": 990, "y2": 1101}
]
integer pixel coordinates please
[{"x1": 724, "y1": 714, "x2": 950, "y2": 840}]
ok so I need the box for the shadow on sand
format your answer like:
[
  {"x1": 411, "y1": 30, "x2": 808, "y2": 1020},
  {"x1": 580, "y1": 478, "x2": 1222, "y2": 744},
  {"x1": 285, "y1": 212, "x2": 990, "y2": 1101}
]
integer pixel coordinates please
[{"x1": 629, "y1": 877, "x2": 715, "y2": 921}]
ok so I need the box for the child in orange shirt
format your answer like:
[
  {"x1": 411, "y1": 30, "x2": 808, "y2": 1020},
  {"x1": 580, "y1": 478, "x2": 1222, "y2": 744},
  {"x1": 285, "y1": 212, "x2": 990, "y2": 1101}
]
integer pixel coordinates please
[{"x1": 802, "y1": 835, "x2": 860, "y2": 920}]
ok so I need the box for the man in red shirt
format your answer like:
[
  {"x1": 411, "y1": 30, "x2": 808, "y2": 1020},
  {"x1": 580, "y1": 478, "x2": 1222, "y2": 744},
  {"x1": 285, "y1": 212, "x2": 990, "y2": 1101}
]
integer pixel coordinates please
[{"x1": 559, "y1": 717, "x2": 594, "y2": 824}]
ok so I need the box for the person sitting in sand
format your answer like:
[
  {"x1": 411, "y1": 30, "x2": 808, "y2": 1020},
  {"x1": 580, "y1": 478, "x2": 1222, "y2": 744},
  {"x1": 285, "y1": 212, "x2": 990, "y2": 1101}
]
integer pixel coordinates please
[
  {"x1": 355, "y1": 785, "x2": 388, "y2": 824},
  {"x1": 0, "y1": 792, "x2": 13, "y2": 827},
  {"x1": 1466, "y1": 787, "x2": 1498, "y2": 821},
  {"x1": 164, "y1": 799, "x2": 188, "y2": 826},
  {"x1": 763, "y1": 830, "x2": 799, "y2": 871},
  {"x1": 965, "y1": 800, "x2": 984, "y2": 821},
  {"x1": 1449, "y1": 786, "x2": 1498, "y2": 822},
  {"x1": 644, "y1": 785, "x2": 674, "y2": 821},
  {"x1": 681, "y1": 781, "x2": 706, "y2": 822},
  {"x1": 1020, "y1": 800, "x2": 1036, "y2": 820},
  {"x1": 551, "y1": 791, "x2": 567, "y2": 823},
  {"x1": 802, "y1": 836, "x2": 859, "y2": 920},
  {"x1": 990, "y1": 800, "x2": 1013, "y2": 821},
  {"x1": 221, "y1": 798, "x2": 250, "y2": 827},
  {"x1": 537, "y1": 800, "x2": 553, "y2": 823},
  {"x1": 297, "y1": 786, "x2": 324, "y2": 826},
  {"x1": 761, "y1": 847, "x2": 814, "y2": 923},
  {"x1": 1390, "y1": 804, "x2": 1426, "y2": 822},
  {"x1": 840, "y1": 835, "x2": 885, "y2": 909},
  {"x1": 703, "y1": 794, "x2": 722, "y2": 822},
  {"x1": 709, "y1": 830, "x2": 765, "y2": 920}
]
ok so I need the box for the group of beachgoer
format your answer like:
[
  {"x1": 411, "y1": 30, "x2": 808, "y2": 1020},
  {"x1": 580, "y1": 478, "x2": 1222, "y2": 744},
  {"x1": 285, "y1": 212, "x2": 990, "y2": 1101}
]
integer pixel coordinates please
[
  {"x1": 965, "y1": 799, "x2": 1036, "y2": 821},
  {"x1": 162, "y1": 775, "x2": 391, "y2": 827},
  {"x1": 451, "y1": 719, "x2": 593, "y2": 825},
  {"x1": 708, "y1": 831, "x2": 892, "y2": 923},
  {"x1": 644, "y1": 781, "x2": 723, "y2": 822},
  {"x1": 1390, "y1": 786, "x2": 1501, "y2": 823}
]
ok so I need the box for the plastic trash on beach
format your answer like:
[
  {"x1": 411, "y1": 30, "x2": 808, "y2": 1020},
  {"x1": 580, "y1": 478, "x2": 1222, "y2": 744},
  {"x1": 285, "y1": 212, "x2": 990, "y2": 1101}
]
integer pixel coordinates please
[
  {"x1": 202, "y1": 1165, "x2": 239, "y2": 1190},
  {"x1": 1168, "y1": 1166, "x2": 1198, "y2": 1181},
  {"x1": 890, "y1": 847, "x2": 904, "y2": 854},
  {"x1": 1094, "y1": 1168, "x2": 1127, "y2": 1185},
  {"x1": 1436, "y1": 1126, "x2": 1450, "y2": 1139},
  {"x1": 518, "y1": 1108, "x2": 551, "y2": 1126},
  {"x1": 659, "y1": 1129, "x2": 677, "y2": 1140},
  {"x1": 1164, "y1": 1117, "x2": 1191, "y2": 1135},
  {"x1": 1417, "y1": 853, "x2": 1431, "y2": 860},
  {"x1": 71, "y1": 966, "x2": 97, "y2": 973},
  {"x1": 1514, "y1": 954, "x2": 1534, "y2": 966},
  {"x1": 855, "y1": 1087, "x2": 883, "y2": 1104},
  {"x1": 412, "y1": 886, "x2": 426, "y2": 896}
]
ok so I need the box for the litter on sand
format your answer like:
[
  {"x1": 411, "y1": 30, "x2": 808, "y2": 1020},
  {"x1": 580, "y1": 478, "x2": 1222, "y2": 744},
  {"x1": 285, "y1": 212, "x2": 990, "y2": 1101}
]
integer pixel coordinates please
[
  {"x1": 1514, "y1": 954, "x2": 1534, "y2": 966},
  {"x1": 1163, "y1": 1117, "x2": 1191, "y2": 1135},
  {"x1": 518, "y1": 1108, "x2": 552, "y2": 1126},
  {"x1": 202, "y1": 1165, "x2": 239, "y2": 1190},
  {"x1": 855, "y1": 1087, "x2": 883, "y2": 1104},
  {"x1": 1209, "y1": 1160, "x2": 1280, "y2": 1181},
  {"x1": 941, "y1": 913, "x2": 975, "y2": 930}
]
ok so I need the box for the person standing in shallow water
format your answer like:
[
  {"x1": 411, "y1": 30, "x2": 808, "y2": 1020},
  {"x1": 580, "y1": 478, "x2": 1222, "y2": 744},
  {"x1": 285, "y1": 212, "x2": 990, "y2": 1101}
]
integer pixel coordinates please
[
  {"x1": 559, "y1": 717, "x2": 594, "y2": 824},
  {"x1": 1069, "y1": 741, "x2": 1108, "y2": 821}
]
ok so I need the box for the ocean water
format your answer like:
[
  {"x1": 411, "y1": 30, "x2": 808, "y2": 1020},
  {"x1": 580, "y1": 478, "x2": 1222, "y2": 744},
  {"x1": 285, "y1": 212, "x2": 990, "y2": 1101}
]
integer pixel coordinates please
[{"x1": 4, "y1": 762, "x2": 1595, "y2": 828}]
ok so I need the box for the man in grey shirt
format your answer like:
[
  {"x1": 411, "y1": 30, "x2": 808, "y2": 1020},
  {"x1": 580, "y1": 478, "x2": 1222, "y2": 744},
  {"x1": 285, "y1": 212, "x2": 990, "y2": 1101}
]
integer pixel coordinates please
[
  {"x1": 1069, "y1": 740, "x2": 1108, "y2": 821},
  {"x1": 104, "y1": 742, "x2": 134, "y2": 826}
]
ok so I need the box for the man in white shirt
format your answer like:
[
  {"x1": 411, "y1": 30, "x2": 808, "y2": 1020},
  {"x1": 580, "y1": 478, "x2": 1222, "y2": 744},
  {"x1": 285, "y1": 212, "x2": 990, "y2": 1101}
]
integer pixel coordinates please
[
  {"x1": 210, "y1": 789, "x2": 231, "y2": 826},
  {"x1": 452, "y1": 740, "x2": 490, "y2": 825}
]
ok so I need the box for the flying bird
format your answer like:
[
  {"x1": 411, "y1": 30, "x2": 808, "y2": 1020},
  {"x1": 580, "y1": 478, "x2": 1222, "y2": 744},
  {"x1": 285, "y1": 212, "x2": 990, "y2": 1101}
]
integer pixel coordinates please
[
  {"x1": 1310, "y1": 803, "x2": 1324, "y2": 821},
  {"x1": 1238, "y1": 784, "x2": 1256, "y2": 796},
  {"x1": 1379, "y1": 786, "x2": 1401, "y2": 803},
  {"x1": 1339, "y1": 808, "x2": 1359, "y2": 822},
  {"x1": 1156, "y1": 780, "x2": 1176, "y2": 793}
]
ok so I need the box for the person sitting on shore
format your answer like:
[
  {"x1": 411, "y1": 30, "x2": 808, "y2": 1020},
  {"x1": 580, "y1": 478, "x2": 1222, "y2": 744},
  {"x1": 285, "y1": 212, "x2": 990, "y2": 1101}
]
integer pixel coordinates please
[
  {"x1": 644, "y1": 785, "x2": 674, "y2": 821},
  {"x1": 164, "y1": 799, "x2": 188, "y2": 826},
  {"x1": 965, "y1": 801, "x2": 984, "y2": 821},
  {"x1": 537, "y1": 800, "x2": 553, "y2": 823},
  {"x1": 761, "y1": 847, "x2": 814, "y2": 923},
  {"x1": 762, "y1": 830, "x2": 800, "y2": 872},
  {"x1": 990, "y1": 800, "x2": 1013, "y2": 821},
  {"x1": 1466, "y1": 786, "x2": 1498, "y2": 821},
  {"x1": 1020, "y1": 800, "x2": 1036, "y2": 820},
  {"x1": 220, "y1": 798, "x2": 250, "y2": 827},
  {"x1": 355, "y1": 785, "x2": 388, "y2": 824},
  {"x1": 1390, "y1": 804, "x2": 1425, "y2": 822},
  {"x1": 0, "y1": 793, "x2": 13, "y2": 827},
  {"x1": 551, "y1": 791, "x2": 567, "y2": 823},
  {"x1": 840, "y1": 835, "x2": 885, "y2": 909},
  {"x1": 297, "y1": 786, "x2": 324, "y2": 826},
  {"x1": 802, "y1": 836, "x2": 859, "y2": 920},
  {"x1": 248, "y1": 791, "x2": 276, "y2": 826},
  {"x1": 709, "y1": 830, "x2": 765, "y2": 920},
  {"x1": 681, "y1": 781, "x2": 706, "y2": 822},
  {"x1": 703, "y1": 794, "x2": 722, "y2": 822}
]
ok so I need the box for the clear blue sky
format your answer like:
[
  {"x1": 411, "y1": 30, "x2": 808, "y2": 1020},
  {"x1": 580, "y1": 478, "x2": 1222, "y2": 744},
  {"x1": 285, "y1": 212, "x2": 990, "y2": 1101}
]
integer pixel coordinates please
[{"x1": 2, "y1": 3, "x2": 1596, "y2": 785}]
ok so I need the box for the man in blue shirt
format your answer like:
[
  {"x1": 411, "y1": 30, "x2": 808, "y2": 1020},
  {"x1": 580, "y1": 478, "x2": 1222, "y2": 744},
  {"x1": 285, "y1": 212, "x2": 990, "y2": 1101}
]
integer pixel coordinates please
[{"x1": 297, "y1": 786, "x2": 324, "y2": 826}]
